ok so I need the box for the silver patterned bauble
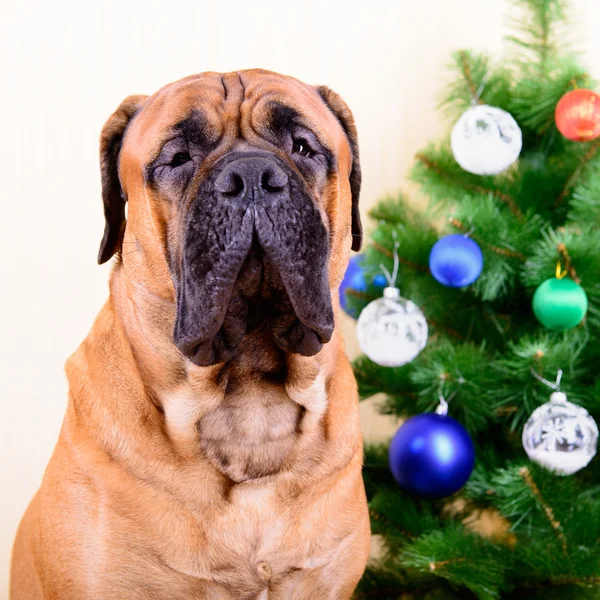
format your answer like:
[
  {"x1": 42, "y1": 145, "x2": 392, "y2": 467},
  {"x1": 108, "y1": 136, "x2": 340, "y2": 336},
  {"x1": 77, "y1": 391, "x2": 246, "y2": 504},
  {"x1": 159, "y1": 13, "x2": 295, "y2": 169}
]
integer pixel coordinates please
[
  {"x1": 451, "y1": 105, "x2": 522, "y2": 175},
  {"x1": 522, "y1": 391, "x2": 598, "y2": 475},
  {"x1": 356, "y1": 287, "x2": 428, "y2": 367}
]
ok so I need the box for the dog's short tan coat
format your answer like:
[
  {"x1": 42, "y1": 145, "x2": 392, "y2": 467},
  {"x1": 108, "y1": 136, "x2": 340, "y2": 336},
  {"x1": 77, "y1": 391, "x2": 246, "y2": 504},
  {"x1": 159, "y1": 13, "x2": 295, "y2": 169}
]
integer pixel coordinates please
[{"x1": 11, "y1": 70, "x2": 370, "y2": 600}]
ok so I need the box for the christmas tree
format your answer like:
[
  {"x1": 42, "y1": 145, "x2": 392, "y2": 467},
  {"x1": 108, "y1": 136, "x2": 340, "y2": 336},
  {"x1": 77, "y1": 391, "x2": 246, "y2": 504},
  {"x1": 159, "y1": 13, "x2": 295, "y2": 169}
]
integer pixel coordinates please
[{"x1": 348, "y1": 1, "x2": 600, "y2": 598}]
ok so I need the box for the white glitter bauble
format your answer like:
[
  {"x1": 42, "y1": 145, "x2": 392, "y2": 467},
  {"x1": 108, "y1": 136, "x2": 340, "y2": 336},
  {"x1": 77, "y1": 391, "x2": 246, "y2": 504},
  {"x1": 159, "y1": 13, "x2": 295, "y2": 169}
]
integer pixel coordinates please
[
  {"x1": 451, "y1": 105, "x2": 522, "y2": 175},
  {"x1": 356, "y1": 287, "x2": 428, "y2": 367},
  {"x1": 522, "y1": 391, "x2": 598, "y2": 476}
]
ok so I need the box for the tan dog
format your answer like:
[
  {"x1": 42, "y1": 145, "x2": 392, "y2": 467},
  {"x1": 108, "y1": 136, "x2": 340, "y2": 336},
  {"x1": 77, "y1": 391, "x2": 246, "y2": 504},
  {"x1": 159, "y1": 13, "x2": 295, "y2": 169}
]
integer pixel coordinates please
[{"x1": 11, "y1": 69, "x2": 370, "y2": 600}]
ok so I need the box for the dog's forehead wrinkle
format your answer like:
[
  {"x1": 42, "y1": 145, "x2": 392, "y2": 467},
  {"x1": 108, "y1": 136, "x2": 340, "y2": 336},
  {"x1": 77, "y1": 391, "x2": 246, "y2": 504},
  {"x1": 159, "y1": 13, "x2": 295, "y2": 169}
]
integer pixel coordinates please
[
  {"x1": 236, "y1": 70, "x2": 246, "y2": 95},
  {"x1": 220, "y1": 74, "x2": 228, "y2": 101}
]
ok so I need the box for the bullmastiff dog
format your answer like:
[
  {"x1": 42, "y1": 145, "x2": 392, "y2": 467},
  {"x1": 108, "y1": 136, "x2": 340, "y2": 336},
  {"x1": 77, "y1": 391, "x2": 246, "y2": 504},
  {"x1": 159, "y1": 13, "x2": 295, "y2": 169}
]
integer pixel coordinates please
[{"x1": 11, "y1": 69, "x2": 370, "y2": 600}]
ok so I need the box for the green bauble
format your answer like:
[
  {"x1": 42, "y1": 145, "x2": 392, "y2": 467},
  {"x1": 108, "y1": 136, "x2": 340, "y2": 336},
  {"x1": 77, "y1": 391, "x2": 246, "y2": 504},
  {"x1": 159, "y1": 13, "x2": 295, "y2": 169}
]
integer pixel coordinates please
[{"x1": 533, "y1": 277, "x2": 588, "y2": 330}]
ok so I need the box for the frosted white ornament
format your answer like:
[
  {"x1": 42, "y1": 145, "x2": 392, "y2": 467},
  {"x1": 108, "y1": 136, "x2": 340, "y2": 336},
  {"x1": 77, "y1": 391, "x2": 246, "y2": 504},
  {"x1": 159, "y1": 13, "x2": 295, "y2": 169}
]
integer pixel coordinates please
[
  {"x1": 522, "y1": 391, "x2": 598, "y2": 476},
  {"x1": 451, "y1": 105, "x2": 522, "y2": 175},
  {"x1": 356, "y1": 287, "x2": 428, "y2": 367}
]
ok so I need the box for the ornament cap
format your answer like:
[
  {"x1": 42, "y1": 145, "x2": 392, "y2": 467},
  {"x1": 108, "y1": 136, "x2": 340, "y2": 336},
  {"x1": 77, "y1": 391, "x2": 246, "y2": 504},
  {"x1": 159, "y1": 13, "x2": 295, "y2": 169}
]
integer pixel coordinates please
[
  {"x1": 435, "y1": 397, "x2": 449, "y2": 416},
  {"x1": 383, "y1": 286, "x2": 401, "y2": 299},
  {"x1": 550, "y1": 391, "x2": 568, "y2": 404}
]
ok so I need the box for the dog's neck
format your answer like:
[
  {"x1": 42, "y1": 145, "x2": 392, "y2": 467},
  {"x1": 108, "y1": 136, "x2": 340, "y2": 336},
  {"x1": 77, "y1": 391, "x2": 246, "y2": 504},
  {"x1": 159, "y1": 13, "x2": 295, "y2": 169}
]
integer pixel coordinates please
[{"x1": 66, "y1": 260, "x2": 357, "y2": 483}]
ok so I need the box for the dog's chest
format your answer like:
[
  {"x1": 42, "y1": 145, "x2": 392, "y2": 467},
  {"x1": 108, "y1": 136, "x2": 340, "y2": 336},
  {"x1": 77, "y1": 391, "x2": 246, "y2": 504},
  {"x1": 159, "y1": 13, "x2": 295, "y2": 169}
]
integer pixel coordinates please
[
  {"x1": 202, "y1": 485, "x2": 297, "y2": 592},
  {"x1": 195, "y1": 483, "x2": 341, "y2": 599},
  {"x1": 196, "y1": 379, "x2": 304, "y2": 482}
]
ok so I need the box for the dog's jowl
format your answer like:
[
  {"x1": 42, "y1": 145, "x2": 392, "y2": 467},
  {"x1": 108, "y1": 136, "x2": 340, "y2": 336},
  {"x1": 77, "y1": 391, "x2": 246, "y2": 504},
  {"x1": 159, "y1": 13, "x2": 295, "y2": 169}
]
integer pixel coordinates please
[{"x1": 10, "y1": 70, "x2": 370, "y2": 600}]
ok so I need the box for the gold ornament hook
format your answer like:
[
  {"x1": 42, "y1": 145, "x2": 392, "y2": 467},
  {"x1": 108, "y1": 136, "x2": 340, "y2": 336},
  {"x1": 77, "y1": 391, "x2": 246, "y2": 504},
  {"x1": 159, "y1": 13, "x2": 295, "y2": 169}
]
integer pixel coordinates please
[{"x1": 555, "y1": 260, "x2": 568, "y2": 280}]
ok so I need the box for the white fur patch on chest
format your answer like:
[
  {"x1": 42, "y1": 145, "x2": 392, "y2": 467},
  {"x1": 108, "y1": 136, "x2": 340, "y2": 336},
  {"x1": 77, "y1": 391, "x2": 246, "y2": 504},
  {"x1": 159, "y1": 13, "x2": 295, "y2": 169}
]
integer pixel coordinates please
[
  {"x1": 163, "y1": 389, "x2": 203, "y2": 436},
  {"x1": 162, "y1": 387, "x2": 206, "y2": 455},
  {"x1": 285, "y1": 370, "x2": 327, "y2": 430},
  {"x1": 196, "y1": 382, "x2": 303, "y2": 482}
]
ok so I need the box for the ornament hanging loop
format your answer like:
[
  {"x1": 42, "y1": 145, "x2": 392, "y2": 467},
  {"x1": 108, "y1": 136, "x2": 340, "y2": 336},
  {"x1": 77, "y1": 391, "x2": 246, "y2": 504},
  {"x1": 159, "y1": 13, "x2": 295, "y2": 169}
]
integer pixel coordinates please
[
  {"x1": 471, "y1": 71, "x2": 489, "y2": 105},
  {"x1": 379, "y1": 230, "x2": 400, "y2": 289},
  {"x1": 436, "y1": 396, "x2": 448, "y2": 416},
  {"x1": 435, "y1": 391, "x2": 456, "y2": 416},
  {"x1": 530, "y1": 367, "x2": 563, "y2": 391},
  {"x1": 531, "y1": 368, "x2": 567, "y2": 404},
  {"x1": 555, "y1": 260, "x2": 568, "y2": 280}
]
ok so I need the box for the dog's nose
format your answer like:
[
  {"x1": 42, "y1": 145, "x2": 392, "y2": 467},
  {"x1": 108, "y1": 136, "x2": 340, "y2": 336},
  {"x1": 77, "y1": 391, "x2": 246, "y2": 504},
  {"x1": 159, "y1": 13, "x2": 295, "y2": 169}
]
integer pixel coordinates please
[{"x1": 214, "y1": 156, "x2": 289, "y2": 199}]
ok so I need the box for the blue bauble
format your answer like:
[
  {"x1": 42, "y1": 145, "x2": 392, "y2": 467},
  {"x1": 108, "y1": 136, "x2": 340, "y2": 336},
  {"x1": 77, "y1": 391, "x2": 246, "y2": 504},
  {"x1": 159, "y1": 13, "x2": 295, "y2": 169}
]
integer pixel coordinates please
[
  {"x1": 372, "y1": 273, "x2": 388, "y2": 288},
  {"x1": 340, "y1": 255, "x2": 367, "y2": 318},
  {"x1": 389, "y1": 413, "x2": 475, "y2": 499},
  {"x1": 429, "y1": 234, "x2": 483, "y2": 288}
]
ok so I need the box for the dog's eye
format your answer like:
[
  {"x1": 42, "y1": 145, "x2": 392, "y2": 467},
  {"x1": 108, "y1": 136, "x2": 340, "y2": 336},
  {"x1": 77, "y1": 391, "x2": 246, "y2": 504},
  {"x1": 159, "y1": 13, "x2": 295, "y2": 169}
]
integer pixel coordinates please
[
  {"x1": 170, "y1": 151, "x2": 192, "y2": 167},
  {"x1": 292, "y1": 138, "x2": 313, "y2": 158}
]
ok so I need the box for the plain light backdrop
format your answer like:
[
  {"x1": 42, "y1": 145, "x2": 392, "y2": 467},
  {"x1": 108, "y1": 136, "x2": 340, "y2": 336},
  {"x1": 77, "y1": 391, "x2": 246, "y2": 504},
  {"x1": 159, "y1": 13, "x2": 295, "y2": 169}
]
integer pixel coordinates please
[{"x1": 2, "y1": 0, "x2": 600, "y2": 593}]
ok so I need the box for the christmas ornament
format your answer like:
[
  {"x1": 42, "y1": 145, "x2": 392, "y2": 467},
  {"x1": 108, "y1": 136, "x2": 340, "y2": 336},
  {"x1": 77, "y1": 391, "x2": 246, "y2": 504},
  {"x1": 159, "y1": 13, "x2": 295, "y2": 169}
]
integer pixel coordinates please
[
  {"x1": 523, "y1": 370, "x2": 598, "y2": 475},
  {"x1": 339, "y1": 256, "x2": 391, "y2": 318},
  {"x1": 389, "y1": 396, "x2": 475, "y2": 498},
  {"x1": 429, "y1": 233, "x2": 483, "y2": 287},
  {"x1": 532, "y1": 275, "x2": 587, "y2": 331},
  {"x1": 339, "y1": 255, "x2": 367, "y2": 318},
  {"x1": 357, "y1": 287, "x2": 428, "y2": 367},
  {"x1": 356, "y1": 239, "x2": 428, "y2": 367},
  {"x1": 555, "y1": 89, "x2": 600, "y2": 142},
  {"x1": 451, "y1": 104, "x2": 522, "y2": 175},
  {"x1": 373, "y1": 273, "x2": 388, "y2": 288}
]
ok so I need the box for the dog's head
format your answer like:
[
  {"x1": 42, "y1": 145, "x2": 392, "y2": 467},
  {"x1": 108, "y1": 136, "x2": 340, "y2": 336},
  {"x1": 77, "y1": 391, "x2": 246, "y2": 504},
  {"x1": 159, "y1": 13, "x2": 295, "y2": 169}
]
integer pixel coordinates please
[{"x1": 98, "y1": 70, "x2": 361, "y2": 367}]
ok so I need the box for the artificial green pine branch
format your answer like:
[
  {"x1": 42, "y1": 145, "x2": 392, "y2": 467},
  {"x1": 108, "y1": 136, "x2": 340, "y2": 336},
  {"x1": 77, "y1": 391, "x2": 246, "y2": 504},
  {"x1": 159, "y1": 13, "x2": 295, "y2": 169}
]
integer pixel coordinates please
[
  {"x1": 363, "y1": 444, "x2": 398, "y2": 500},
  {"x1": 369, "y1": 487, "x2": 442, "y2": 553},
  {"x1": 411, "y1": 144, "x2": 524, "y2": 218},
  {"x1": 570, "y1": 168, "x2": 600, "y2": 224},
  {"x1": 489, "y1": 331, "x2": 595, "y2": 430},
  {"x1": 395, "y1": 339, "x2": 497, "y2": 432},
  {"x1": 355, "y1": 0, "x2": 600, "y2": 596},
  {"x1": 505, "y1": 0, "x2": 568, "y2": 70},
  {"x1": 354, "y1": 565, "x2": 416, "y2": 600},
  {"x1": 506, "y1": 584, "x2": 600, "y2": 600},
  {"x1": 439, "y1": 51, "x2": 512, "y2": 122},
  {"x1": 554, "y1": 138, "x2": 600, "y2": 209},
  {"x1": 356, "y1": 563, "x2": 467, "y2": 600},
  {"x1": 510, "y1": 61, "x2": 590, "y2": 134},
  {"x1": 354, "y1": 356, "x2": 417, "y2": 401},
  {"x1": 523, "y1": 225, "x2": 600, "y2": 309},
  {"x1": 400, "y1": 526, "x2": 510, "y2": 600}
]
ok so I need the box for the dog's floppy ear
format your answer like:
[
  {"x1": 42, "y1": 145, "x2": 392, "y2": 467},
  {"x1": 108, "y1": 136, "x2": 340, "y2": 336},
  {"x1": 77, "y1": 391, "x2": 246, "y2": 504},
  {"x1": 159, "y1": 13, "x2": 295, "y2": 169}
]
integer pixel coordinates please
[
  {"x1": 98, "y1": 94, "x2": 148, "y2": 264},
  {"x1": 316, "y1": 86, "x2": 362, "y2": 252}
]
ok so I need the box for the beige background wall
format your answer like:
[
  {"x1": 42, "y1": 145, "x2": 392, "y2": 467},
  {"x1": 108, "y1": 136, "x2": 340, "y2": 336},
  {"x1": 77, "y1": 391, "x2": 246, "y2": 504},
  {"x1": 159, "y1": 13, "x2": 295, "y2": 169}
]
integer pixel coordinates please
[{"x1": 1, "y1": 0, "x2": 600, "y2": 594}]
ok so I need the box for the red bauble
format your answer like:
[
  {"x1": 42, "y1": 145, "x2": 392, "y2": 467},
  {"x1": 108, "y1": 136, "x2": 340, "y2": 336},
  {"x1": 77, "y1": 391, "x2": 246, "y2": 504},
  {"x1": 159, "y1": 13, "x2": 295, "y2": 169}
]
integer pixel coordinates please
[{"x1": 555, "y1": 89, "x2": 600, "y2": 142}]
